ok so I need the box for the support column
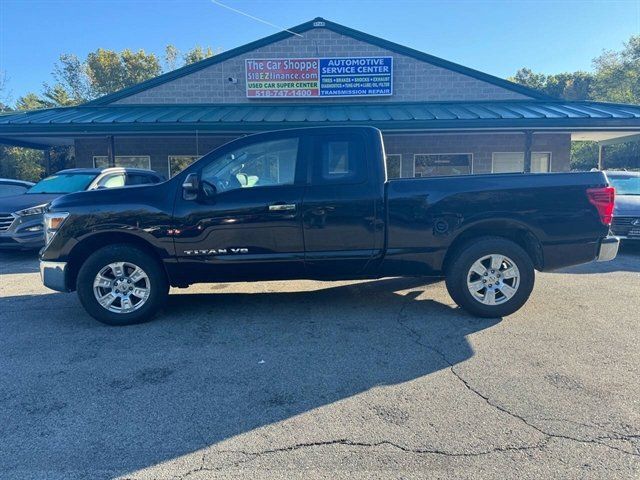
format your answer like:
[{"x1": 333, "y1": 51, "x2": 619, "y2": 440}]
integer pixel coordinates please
[
  {"x1": 598, "y1": 144, "x2": 605, "y2": 170},
  {"x1": 107, "y1": 135, "x2": 115, "y2": 167},
  {"x1": 44, "y1": 148, "x2": 51, "y2": 176},
  {"x1": 523, "y1": 131, "x2": 533, "y2": 173}
]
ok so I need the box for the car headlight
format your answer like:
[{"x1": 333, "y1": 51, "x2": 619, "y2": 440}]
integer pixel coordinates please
[
  {"x1": 15, "y1": 203, "x2": 49, "y2": 217},
  {"x1": 44, "y1": 212, "x2": 69, "y2": 245}
]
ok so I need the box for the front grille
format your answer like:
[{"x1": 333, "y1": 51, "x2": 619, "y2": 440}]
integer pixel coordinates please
[
  {"x1": 611, "y1": 216, "x2": 640, "y2": 237},
  {"x1": 0, "y1": 213, "x2": 15, "y2": 232}
]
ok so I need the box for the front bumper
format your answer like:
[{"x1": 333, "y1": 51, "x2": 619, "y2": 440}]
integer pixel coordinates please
[
  {"x1": 40, "y1": 261, "x2": 70, "y2": 292},
  {"x1": 0, "y1": 213, "x2": 45, "y2": 250},
  {"x1": 596, "y1": 236, "x2": 620, "y2": 262}
]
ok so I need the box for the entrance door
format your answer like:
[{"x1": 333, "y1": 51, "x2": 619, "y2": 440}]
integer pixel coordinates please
[{"x1": 172, "y1": 133, "x2": 307, "y2": 281}]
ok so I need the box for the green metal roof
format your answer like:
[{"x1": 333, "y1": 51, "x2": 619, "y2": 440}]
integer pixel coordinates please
[
  {"x1": 1, "y1": 101, "x2": 640, "y2": 139},
  {"x1": 85, "y1": 17, "x2": 551, "y2": 105}
]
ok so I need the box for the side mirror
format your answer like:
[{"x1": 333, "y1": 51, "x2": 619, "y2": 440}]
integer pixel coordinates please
[{"x1": 182, "y1": 173, "x2": 200, "y2": 201}]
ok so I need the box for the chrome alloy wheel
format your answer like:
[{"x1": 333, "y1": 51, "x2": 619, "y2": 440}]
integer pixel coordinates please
[
  {"x1": 466, "y1": 254, "x2": 520, "y2": 306},
  {"x1": 92, "y1": 262, "x2": 151, "y2": 314}
]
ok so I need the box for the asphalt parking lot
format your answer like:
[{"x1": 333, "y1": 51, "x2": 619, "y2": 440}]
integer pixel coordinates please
[{"x1": 0, "y1": 245, "x2": 639, "y2": 479}]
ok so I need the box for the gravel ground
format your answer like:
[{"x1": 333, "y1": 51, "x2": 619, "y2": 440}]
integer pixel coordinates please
[{"x1": 0, "y1": 244, "x2": 638, "y2": 479}]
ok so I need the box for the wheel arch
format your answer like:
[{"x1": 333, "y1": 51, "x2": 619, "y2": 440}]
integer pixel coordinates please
[
  {"x1": 442, "y1": 219, "x2": 544, "y2": 273},
  {"x1": 66, "y1": 231, "x2": 169, "y2": 291}
]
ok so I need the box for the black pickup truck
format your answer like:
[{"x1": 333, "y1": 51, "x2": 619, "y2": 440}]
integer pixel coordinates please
[{"x1": 40, "y1": 126, "x2": 618, "y2": 325}]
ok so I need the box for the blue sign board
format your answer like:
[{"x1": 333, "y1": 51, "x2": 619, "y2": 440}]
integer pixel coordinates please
[{"x1": 319, "y1": 57, "x2": 393, "y2": 97}]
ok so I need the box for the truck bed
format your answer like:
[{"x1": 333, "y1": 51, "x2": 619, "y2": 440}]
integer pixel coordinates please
[{"x1": 383, "y1": 171, "x2": 610, "y2": 274}]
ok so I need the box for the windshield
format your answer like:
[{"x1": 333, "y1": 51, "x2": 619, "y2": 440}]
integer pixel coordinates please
[
  {"x1": 27, "y1": 173, "x2": 97, "y2": 194},
  {"x1": 608, "y1": 175, "x2": 640, "y2": 196}
]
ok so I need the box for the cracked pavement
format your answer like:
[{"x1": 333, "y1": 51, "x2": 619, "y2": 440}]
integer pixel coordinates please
[{"x1": 0, "y1": 245, "x2": 638, "y2": 479}]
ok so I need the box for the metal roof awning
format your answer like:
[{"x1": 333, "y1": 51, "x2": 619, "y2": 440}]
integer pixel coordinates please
[{"x1": 1, "y1": 100, "x2": 640, "y2": 147}]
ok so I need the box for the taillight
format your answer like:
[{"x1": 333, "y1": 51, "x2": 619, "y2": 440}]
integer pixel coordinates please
[{"x1": 586, "y1": 186, "x2": 615, "y2": 226}]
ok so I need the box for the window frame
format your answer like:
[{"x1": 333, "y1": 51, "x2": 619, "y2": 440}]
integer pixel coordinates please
[
  {"x1": 310, "y1": 131, "x2": 369, "y2": 186},
  {"x1": 93, "y1": 155, "x2": 151, "y2": 170},
  {"x1": 413, "y1": 153, "x2": 474, "y2": 177},
  {"x1": 168, "y1": 155, "x2": 202, "y2": 178},
  {"x1": 491, "y1": 152, "x2": 552, "y2": 173},
  {"x1": 385, "y1": 154, "x2": 402, "y2": 179}
]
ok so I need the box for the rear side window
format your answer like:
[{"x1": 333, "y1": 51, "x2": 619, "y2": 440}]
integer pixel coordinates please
[
  {"x1": 127, "y1": 173, "x2": 157, "y2": 186},
  {"x1": 314, "y1": 135, "x2": 366, "y2": 185},
  {"x1": 97, "y1": 174, "x2": 125, "y2": 188}
]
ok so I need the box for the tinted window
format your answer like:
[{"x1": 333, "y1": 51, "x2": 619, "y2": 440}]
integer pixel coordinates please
[
  {"x1": 314, "y1": 135, "x2": 366, "y2": 185},
  {"x1": 28, "y1": 174, "x2": 96, "y2": 194},
  {"x1": 202, "y1": 137, "x2": 299, "y2": 193},
  {"x1": 0, "y1": 184, "x2": 29, "y2": 197},
  {"x1": 127, "y1": 173, "x2": 157, "y2": 186}
]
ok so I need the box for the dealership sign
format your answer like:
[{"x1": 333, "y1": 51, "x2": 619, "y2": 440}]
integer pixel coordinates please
[{"x1": 245, "y1": 57, "x2": 393, "y2": 98}]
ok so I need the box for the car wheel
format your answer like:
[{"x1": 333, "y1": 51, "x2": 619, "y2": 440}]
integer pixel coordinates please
[
  {"x1": 445, "y1": 236, "x2": 535, "y2": 318},
  {"x1": 76, "y1": 244, "x2": 169, "y2": 326}
]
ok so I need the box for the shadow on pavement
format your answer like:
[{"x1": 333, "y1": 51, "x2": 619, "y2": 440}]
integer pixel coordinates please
[
  {"x1": 0, "y1": 277, "x2": 500, "y2": 478},
  {"x1": 0, "y1": 249, "x2": 39, "y2": 275}
]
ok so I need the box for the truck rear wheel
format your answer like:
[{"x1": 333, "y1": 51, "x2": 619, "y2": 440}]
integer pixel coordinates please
[
  {"x1": 445, "y1": 237, "x2": 534, "y2": 318},
  {"x1": 76, "y1": 244, "x2": 168, "y2": 326}
]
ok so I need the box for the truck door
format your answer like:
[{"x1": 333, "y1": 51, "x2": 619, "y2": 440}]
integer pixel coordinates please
[
  {"x1": 302, "y1": 131, "x2": 382, "y2": 277},
  {"x1": 172, "y1": 132, "x2": 307, "y2": 281}
]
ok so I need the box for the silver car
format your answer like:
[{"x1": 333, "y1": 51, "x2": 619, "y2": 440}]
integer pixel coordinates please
[{"x1": 606, "y1": 171, "x2": 640, "y2": 241}]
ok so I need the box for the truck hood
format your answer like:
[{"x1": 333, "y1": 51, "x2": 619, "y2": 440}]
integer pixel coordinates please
[
  {"x1": 0, "y1": 193, "x2": 61, "y2": 213},
  {"x1": 614, "y1": 194, "x2": 640, "y2": 216},
  {"x1": 49, "y1": 183, "x2": 166, "y2": 211}
]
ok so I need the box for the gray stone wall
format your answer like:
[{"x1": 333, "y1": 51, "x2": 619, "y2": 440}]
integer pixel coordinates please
[
  {"x1": 114, "y1": 28, "x2": 531, "y2": 105},
  {"x1": 74, "y1": 132, "x2": 570, "y2": 178}
]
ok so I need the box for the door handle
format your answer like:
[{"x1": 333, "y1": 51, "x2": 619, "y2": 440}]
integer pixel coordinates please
[{"x1": 269, "y1": 203, "x2": 296, "y2": 211}]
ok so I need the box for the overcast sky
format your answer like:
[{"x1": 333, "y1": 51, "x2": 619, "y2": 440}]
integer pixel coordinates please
[{"x1": 1, "y1": 0, "x2": 639, "y2": 101}]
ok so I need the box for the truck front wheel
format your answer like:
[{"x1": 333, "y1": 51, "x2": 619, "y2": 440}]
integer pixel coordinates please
[
  {"x1": 445, "y1": 237, "x2": 535, "y2": 318},
  {"x1": 76, "y1": 244, "x2": 169, "y2": 326}
]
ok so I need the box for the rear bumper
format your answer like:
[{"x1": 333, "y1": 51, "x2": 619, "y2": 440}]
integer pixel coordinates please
[
  {"x1": 596, "y1": 236, "x2": 620, "y2": 262},
  {"x1": 39, "y1": 260, "x2": 70, "y2": 292}
]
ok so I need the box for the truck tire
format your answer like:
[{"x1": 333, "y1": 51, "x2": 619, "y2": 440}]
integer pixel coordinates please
[
  {"x1": 445, "y1": 237, "x2": 535, "y2": 318},
  {"x1": 76, "y1": 244, "x2": 169, "y2": 326}
]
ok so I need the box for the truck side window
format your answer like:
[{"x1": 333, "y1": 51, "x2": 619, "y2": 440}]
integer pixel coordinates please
[
  {"x1": 314, "y1": 135, "x2": 366, "y2": 185},
  {"x1": 201, "y1": 137, "x2": 299, "y2": 193}
]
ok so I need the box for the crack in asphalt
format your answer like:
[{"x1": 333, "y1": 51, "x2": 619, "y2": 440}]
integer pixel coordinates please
[
  {"x1": 394, "y1": 297, "x2": 640, "y2": 459},
  {"x1": 170, "y1": 438, "x2": 550, "y2": 479},
  {"x1": 123, "y1": 291, "x2": 639, "y2": 479}
]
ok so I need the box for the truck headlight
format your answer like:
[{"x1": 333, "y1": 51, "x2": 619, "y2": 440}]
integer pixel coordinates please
[
  {"x1": 44, "y1": 212, "x2": 69, "y2": 245},
  {"x1": 15, "y1": 203, "x2": 48, "y2": 217}
]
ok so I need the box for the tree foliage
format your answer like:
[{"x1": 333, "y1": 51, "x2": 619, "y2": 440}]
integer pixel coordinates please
[
  {"x1": 511, "y1": 35, "x2": 640, "y2": 170},
  {"x1": 1, "y1": 44, "x2": 216, "y2": 180}
]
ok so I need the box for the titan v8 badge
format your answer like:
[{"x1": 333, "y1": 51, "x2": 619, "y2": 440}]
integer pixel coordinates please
[{"x1": 184, "y1": 248, "x2": 249, "y2": 255}]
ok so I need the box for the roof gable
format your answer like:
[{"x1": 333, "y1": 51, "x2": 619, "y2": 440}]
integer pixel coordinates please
[{"x1": 87, "y1": 18, "x2": 552, "y2": 106}]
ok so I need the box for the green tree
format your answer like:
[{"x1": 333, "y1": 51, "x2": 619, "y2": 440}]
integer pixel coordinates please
[
  {"x1": 15, "y1": 92, "x2": 50, "y2": 110},
  {"x1": 509, "y1": 68, "x2": 593, "y2": 100},
  {"x1": 85, "y1": 48, "x2": 161, "y2": 97},
  {"x1": 183, "y1": 46, "x2": 215, "y2": 65},
  {"x1": 164, "y1": 44, "x2": 180, "y2": 72},
  {"x1": 591, "y1": 36, "x2": 640, "y2": 103},
  {"x1": 0, "y1": 147, "x2": 44, "y2": 181}
]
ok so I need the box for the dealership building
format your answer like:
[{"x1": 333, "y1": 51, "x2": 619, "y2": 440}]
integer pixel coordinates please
[{"x1": 1, "y1": 17, "x2": 640, "y2": 178}]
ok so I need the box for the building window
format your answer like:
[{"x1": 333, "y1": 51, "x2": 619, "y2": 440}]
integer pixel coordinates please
[
  {"x1": 386, "y1": 154, "x2": 401, "y2": 179},
  {"x1": 414, "y1": 153, "x2": 472, "y2": 177},
  {"x1": 93, "y1": 155, "x2": 151, "y2": 170},
  {"x1": 492, "y1": 152, "x2": 551, "y2": 173},
  {"x1": 168, "y1": 155, "x2": 201, "y2": 177}
]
